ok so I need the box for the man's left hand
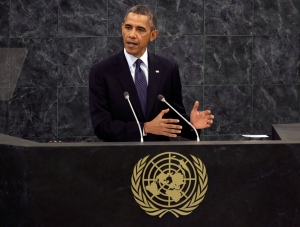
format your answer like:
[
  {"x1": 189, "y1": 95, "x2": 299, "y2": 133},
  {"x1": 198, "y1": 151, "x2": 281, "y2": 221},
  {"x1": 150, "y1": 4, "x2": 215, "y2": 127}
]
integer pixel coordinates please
[{"x1": 190, "y1": 101, "x2": 214, "y2": 129}]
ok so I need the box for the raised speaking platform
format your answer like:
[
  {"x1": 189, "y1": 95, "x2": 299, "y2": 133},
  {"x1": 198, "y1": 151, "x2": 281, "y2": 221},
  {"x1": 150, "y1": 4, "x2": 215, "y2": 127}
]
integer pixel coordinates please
[{"x1": 0, "y1": 124, "x2": 299, "y2": 226}]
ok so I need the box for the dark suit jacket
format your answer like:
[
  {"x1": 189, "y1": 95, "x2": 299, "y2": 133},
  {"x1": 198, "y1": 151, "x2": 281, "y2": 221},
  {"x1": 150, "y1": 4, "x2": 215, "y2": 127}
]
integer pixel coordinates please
[{"x1": 89, "y1": 51, "x2": 199, "y2": 142}]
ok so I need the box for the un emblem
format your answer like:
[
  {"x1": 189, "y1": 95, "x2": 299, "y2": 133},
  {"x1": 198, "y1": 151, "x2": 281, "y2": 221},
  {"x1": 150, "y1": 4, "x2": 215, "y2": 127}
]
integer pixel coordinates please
[{"x1": 131, "y1": 152, "x2": 208, "y2": 218}]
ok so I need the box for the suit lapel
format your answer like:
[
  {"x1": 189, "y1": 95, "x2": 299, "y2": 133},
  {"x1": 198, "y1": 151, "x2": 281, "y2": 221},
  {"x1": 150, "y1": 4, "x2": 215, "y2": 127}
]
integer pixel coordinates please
[
  {"x1": 146, "y1": 53, "x2": 163, "y2": 120},
  {"x1": 113, "y1": 51, "x2": 144, "y2": 119}
]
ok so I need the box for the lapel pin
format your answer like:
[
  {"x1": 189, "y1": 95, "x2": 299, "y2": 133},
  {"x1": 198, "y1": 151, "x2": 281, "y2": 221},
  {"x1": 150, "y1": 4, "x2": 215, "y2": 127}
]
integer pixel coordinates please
[{"x1": 155, "y1": 70, "x2": 159, "y2": 73}]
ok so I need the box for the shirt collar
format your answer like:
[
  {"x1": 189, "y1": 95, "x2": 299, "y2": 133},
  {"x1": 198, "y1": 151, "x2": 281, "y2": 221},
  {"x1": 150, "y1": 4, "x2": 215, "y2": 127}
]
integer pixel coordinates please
[{"x1": 124, "y1": 48, "x2": 148, "y2": 68}]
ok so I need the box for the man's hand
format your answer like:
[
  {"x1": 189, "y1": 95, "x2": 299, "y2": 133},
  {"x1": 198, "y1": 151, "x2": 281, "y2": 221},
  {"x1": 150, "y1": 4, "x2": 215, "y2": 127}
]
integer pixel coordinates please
[
  {"x1": 190, "y1": 101, "x2": 214, "y2": 129},
  {"x1": 144, "y1": 108, "x2": 182, "y2": 137}
]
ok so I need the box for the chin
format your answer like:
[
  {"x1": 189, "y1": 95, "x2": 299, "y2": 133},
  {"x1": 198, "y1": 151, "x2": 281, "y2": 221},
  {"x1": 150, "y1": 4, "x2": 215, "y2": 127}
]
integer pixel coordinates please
[{"x1": 125, "y1": 49, "x2": 138, "y2": 56}]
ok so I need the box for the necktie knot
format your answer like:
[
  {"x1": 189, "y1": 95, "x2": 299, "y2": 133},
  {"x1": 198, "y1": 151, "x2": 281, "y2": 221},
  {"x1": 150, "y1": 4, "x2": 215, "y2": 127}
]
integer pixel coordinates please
[{"x1": 135, "y1": 59, "x2": 142, "y2": 68}]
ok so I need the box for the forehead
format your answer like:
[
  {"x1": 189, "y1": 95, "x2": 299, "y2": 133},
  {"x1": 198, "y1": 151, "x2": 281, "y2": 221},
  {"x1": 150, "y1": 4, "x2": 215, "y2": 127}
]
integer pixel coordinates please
[{"x1": 124, "y1": 12, "x2": 151, "y2": 28}]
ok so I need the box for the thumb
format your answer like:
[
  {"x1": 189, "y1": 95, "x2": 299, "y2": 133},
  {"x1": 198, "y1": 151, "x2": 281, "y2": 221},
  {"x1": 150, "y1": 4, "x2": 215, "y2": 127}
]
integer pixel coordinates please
[
  {"x1": 193, "y1": 101, "x2": 199, "y2": 111},
  {"x1": 159, "y1": 108, "x2": 169, "y2": 117}
]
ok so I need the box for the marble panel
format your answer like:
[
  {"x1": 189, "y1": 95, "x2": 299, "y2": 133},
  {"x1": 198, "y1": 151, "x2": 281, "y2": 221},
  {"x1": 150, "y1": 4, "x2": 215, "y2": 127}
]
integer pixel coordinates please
[
  {"x1": 0, "y1": 0, "x2": 9, "y2": 38},
  {"x1": 8, "y1": 87, "x2": 57, "y2": 138},
  {"x1": 177, "y1": 85, "x2": 204, "y2": 141},
  {"x1": 58, "y1": 37, "x2": 106, "y2": 86},
  {"x1": 182, "y1": 85, "x2": 204, "y2": 112},
  {"x1": 0, "y1": 101, "x2": 8, "y2": 133},
  {"x1": 58, "y1": 87, "x2": 93, "y2": 137},
  {"x1": 9, "y1": 38, "x2": 58, "y2": 87},
  {"x1": 254, "y1": 0, "x2": 300, "y2": 35},
  {"x1": 253, "y1": 35, "x2": 300, "y2": 85},
  {"x1": 0, "y1": 38, "x2": 9, "y2": 47},
  {"x1": 108, "y1": 0, "x2": 157, "y2": 36},
  {"x1": 205, "y1": 0, "x2": 253, "y2": 35},
  {"x1": 203, "y1": 134, "x2": 255, "y2": 141},
  {"x1": 157, "y1": 0, "x2": 204, "y2": 35},
  {"x1": 253, "y1": 85, "x2": 299, "y2": 134},
  {"x1": 156, "y1": 36, "x2": 204, "y2": 85},
  {"x1": 205, "y1": 36, "x2": 252, "y2": 85},
  {"x1": 203, "y1": 85, "x2": 252, "y2": 135},
  {"x1": 58, "y1": 0, "x2": 107, "y2": 37},
  {"x1": 107, "y1": 37, "x2": 124, "y2": 57},
  {"x1": 24, "y1": 136, "x2": 99, "y2": 143},
  {"x1": 10, "y1": 0, "x2": 58, "y2": 38},
  {"x1": 57, "y1": 136, "x2": 99, "y2": 142}
]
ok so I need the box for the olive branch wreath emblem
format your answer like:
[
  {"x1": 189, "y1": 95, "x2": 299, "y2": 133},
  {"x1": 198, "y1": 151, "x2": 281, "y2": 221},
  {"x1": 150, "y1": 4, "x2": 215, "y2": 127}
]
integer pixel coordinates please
[{"x1": 131, "y1": 154, "x2": 208, "y2": 218}]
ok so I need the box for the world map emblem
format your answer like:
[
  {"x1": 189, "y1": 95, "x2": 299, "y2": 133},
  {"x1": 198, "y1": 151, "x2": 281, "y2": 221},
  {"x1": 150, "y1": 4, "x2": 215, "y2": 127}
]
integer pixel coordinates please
[{"x1": 131, "y1": 152, "x2": 208, "y2": 218}]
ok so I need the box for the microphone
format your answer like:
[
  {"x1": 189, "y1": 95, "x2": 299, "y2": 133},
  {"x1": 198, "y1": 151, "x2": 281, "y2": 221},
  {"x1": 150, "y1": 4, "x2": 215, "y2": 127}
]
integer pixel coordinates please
[
  {"x1": 124, "y1": 91, "x2": 144, "y2": 142},
  {"x1": 158, "y1": 94, "x2": 200, "y2": 142}
]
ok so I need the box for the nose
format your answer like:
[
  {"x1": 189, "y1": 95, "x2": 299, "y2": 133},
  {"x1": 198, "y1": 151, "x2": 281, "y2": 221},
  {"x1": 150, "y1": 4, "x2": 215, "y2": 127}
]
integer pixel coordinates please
[{"x1": 128, "y1": 29, "x2": 137, "y2": 38}]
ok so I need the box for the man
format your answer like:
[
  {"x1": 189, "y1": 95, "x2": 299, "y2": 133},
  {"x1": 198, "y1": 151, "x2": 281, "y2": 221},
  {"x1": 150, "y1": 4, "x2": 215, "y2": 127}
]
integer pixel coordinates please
[{"x1": 89, "y1": 5, "x2": 214, "y2": 142}]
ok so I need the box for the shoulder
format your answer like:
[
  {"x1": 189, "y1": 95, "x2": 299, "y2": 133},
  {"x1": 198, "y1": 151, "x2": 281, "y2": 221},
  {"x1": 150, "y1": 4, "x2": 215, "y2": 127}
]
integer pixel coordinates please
[
  {"x1": 148, "y1": 52, "x2": 178, "y2": 68},
  {"x1": 92, "y1": 51, "x2": 124, "y2": 71}
]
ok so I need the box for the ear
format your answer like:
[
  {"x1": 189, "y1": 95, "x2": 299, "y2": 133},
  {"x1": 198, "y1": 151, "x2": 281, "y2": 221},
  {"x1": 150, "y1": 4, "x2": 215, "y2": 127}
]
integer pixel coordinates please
[{"x1": 149, "y1": 30, "x2": 158, "y2": 42}]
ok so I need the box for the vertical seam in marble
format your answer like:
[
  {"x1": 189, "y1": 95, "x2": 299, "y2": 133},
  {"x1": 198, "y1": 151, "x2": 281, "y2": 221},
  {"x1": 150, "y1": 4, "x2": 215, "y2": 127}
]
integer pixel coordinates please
[
  {"x1": 251, "y1": 0, "x2": 254, "y2": 133},
  {"x1": 8, "y1": 0, "x2": 11, "y2": 38},
  {"x1": 56, "y1": 0, "x2": 59, "y2": 139},
  {"x1": 251, "y1": 35, "x2": 254, "y2": 134},
  {"x1": 57, "y1": 0, "x2": 59, "y2": 38},
  {"x1": 56, "y1": 86, "x2": 59, "y2": 138},
  {"x1": 154, "y1": 1, "x2": 158, "y2": 54},
  {"x1": 203, "y1": 0, "x2": 206, "y2": 139},
  {"x1": 106, "y1": 0, "x2": 109, "y2": 58}
]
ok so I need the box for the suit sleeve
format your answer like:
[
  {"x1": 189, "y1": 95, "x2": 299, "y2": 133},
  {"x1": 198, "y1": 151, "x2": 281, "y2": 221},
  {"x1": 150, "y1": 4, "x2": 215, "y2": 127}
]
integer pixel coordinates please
[{"x1": 89, "y1": 64, "x2": 143, "y2": 142}]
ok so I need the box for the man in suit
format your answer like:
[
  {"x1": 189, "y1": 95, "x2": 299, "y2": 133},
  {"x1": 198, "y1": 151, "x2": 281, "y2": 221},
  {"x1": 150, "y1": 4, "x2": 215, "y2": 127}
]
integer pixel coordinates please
[{"x1": 89, "y1": 5, "x2": 214, "y2": 142}]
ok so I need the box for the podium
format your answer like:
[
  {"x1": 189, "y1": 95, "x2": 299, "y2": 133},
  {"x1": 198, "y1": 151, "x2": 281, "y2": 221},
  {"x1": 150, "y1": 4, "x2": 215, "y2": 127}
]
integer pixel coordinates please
[{"x1": 1, "y1": 125, "x2": 300, "y2": 226}]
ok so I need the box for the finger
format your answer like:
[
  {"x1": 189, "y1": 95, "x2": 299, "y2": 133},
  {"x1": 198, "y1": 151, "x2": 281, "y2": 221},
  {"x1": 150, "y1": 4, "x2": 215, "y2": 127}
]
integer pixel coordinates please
[
  {"x1": 165, "y1": 123, "x2": 182, "y2": 130},
  {"x1": 204, "y1": 109, "x2": 211, "y2": 115},
  {"x1": 193, "y1": 101, "x2": 199, "y2": 111},
  {"x1": 159, "y1": 108, "x2": 169, "y2": 117},
  {"x1": 164, "y1": 128, "x2": 182, "y2": 134},
  {"x1": 206, "y1": 119, "x2": 213, "y2": 125},
  {"x1": 163, "y1": 118, "x2": 180, "y2": 124},
  {"x1": 166, "y1": 133, "x2": 178, "y2": 138},
  {"x1": 163, "y1": 128, "x2": 181, "y2": 137}
]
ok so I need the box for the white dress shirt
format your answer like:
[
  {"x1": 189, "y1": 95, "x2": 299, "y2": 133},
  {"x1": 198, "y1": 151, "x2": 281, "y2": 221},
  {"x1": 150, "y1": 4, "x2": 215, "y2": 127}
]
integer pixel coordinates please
[
  {"x1": 124, "y1": 48, "x2": 149, "y2": 84},
  {"x1": 123, "y1": 49, "x2": 149, "y2": 136}
]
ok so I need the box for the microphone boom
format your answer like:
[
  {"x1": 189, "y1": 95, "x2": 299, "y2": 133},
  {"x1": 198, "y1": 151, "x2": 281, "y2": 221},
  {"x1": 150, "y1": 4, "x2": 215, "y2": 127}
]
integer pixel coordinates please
[
  {"x1": 157, "y1": 94, "x2": 200, "y2": 141},
  {"x1": 124, "y1": 92, "x2": 144, "y2": 142}
]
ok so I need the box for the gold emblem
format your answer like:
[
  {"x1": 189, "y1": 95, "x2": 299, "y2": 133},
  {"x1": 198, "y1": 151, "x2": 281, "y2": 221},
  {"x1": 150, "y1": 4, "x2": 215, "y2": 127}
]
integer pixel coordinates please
[{"x1": 131, "y1": 152, "x2": 208, "y2": 218}]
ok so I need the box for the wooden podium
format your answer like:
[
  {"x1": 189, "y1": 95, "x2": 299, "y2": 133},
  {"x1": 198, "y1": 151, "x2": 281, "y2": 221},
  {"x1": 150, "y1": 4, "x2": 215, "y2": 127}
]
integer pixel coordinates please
[{"x1": 1, "y1": 125, "x2": 300, "y2": 226}]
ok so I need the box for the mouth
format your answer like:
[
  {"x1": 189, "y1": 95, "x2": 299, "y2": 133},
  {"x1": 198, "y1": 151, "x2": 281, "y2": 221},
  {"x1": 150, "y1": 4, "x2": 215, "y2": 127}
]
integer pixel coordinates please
[{"x1": 126, "y1": 41, "x2": 138, "y2": 48}]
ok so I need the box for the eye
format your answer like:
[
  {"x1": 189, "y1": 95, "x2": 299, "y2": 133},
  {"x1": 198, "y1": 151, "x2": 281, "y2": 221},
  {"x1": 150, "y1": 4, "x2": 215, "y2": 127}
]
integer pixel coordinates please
[
  {"x1": 137, "y1": 27, "x2": 146, "y2": 32},
  {"x1": 125, "y1": 25, "x2": 132, "y2": 30}
]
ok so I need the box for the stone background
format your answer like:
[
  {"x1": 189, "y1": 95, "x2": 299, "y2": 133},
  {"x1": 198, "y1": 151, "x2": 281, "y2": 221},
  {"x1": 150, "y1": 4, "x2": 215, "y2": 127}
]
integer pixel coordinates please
[{"x1": 0, "y1": 0, "x2": 299, "y2": 142}]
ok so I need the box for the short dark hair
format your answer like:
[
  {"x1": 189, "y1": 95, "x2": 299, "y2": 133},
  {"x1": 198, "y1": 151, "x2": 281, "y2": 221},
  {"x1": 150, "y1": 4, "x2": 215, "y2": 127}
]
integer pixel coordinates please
[{"x1": 124, "y1": 5, "x2": 157, "y2": 30}]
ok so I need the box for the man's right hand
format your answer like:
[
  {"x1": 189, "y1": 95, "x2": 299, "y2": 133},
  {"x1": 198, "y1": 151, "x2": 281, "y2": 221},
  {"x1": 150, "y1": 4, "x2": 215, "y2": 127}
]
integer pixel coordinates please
[{"x1": 144, "y1": 108, "x2": 182, "y2": 137}]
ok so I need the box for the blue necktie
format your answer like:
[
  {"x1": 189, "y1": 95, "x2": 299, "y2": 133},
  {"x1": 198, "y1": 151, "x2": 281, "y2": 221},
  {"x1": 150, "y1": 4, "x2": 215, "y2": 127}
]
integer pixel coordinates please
[{"x1": 134, "y1": 59, "x2": 147, "y2": 117}]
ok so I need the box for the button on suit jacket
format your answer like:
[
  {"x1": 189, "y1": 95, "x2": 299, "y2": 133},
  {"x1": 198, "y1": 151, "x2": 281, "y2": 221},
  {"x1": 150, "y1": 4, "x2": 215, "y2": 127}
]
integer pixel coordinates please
[{"x1": 89, "y1": 51, "x2": 199, "y2": 142}]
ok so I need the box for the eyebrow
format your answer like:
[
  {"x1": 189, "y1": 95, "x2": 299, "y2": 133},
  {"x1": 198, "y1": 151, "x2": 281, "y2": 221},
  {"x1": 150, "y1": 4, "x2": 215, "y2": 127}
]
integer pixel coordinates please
[
  {"x1": 136, "y1": 26, "x2": 146, "y2": 30},
  {"x1": 124, "y1": 24, "x2": 147, "y2": 31}
]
